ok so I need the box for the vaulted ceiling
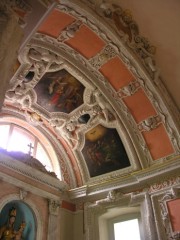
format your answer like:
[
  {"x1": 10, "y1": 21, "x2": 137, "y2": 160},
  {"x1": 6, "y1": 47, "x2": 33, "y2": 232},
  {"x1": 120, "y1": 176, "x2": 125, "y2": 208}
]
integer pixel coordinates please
[{"x1": 1, "y1": 0, "x2": 180, "y2": 196}]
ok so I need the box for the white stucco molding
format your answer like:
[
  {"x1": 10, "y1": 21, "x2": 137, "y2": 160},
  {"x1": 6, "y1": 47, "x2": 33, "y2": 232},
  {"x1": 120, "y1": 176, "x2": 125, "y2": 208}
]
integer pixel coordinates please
[
  {"x1": 84, "y1": 190, "x2": 157, "y2": 240},
  {"x1": 0, "y1": 152, "x2": 68, "y2": 193},
  {"x1": 151, "y1": 186, "x2": 180, "y2": 240}
]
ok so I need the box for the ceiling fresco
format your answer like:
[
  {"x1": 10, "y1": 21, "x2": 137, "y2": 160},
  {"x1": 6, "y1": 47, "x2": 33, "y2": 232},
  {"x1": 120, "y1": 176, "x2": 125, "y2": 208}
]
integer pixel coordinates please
[
  {"x1": 3, "y1": 0, "x2": 179, "y2": 189},
  {"x1": 82, "y1": 125, "x2": 130, "y2": 177},
  {"x1": 34, "y1": 69, "x2": 85, "y2": 113}
]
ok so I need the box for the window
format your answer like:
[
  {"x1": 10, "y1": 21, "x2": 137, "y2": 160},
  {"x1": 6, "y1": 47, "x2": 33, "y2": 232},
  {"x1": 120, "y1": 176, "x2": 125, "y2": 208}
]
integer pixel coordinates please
[
  {"x1": 0, "y1": 122, "x2": 58, "y2": 175},
  {"x1": 114, "y1": 218, "x2": 141, "y2": 240},
  {"x1": 109, "y1": 213, "x2": 142, "y2": 240}
]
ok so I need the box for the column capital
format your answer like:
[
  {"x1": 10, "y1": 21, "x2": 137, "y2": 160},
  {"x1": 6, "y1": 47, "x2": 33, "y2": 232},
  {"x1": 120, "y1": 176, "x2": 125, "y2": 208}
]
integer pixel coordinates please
[{"x1": 48, "y1": 199, "x2": 61, "y2": 215}]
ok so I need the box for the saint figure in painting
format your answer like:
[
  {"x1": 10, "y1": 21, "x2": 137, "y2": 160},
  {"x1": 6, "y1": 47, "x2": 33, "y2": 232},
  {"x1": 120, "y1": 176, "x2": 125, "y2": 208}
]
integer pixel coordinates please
[{"x1": 0, "y1": 207, "x2": 25, "y2": 240}]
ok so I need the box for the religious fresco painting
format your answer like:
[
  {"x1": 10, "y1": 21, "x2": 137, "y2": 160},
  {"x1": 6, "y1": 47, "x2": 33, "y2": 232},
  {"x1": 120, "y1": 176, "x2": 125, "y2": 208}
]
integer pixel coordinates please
[
  {"x1": 34, "y1": 69, "x2": 85, "y2": 113},
  {"x1": 0, "y1": 201, "x2": 36, "y2": 240},
  {"x1": 82, "y1": 125, "x2": 130, "y2": 177}
]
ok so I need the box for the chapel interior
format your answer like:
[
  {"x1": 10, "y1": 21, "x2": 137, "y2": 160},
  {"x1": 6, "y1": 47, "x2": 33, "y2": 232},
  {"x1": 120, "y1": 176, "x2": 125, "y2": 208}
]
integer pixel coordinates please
[{"x1": 0, "y1": 0, "x2": 180, "y2": 240}]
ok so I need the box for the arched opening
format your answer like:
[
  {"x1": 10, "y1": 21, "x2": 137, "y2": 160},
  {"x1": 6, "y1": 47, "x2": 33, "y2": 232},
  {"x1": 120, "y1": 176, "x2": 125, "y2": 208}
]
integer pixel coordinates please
[
  {"x1": 0, "y1": 116, "x2": 61, "y2": 179},
  {"x1": 0, "y1": 200, "x2": 36, "y2": 240}
]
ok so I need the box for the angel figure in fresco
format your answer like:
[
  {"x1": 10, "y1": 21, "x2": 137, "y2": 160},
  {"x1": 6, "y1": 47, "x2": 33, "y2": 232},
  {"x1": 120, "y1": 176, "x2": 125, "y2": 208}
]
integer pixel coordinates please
[{"x1": 0, "y1": 207, "x2": 26, "y2": 240}]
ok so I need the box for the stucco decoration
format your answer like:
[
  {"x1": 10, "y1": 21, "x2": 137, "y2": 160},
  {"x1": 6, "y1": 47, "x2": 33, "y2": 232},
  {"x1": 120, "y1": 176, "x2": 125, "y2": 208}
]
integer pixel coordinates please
[
  {"x1": 58, "y1": 20, "x2": 82, "y2": 42},
  {"x1": 3, "y1": 0, "x2": 180, "y2": 188},
  {"x1": 57, "y1": 1, "x2": 179, "y2": 160},
  {"x1": 48, "y1": 199, "x2": 61, "y2": 240},
  {"x1": 5, "y1": 42, "x2": 142, "y2": 184},
  {"x1": 159, "y1": 188, "x2": 180, "y2": 240},
  {"x1": 84, "y1": 190, "x2": 157, "y2": 240},
  {"x1": 151, "y1": 186, "x2": 180, "y2": 240}
]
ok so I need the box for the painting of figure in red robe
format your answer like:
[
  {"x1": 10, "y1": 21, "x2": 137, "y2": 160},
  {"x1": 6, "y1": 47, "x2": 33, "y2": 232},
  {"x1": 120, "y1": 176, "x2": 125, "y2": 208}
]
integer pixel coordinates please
[
  {"x1": 82, "y1": 125, "x2": 131, "y2": 177},
  {"x1": 34, "y1": 69, "x2": 85, "y2": 113}
]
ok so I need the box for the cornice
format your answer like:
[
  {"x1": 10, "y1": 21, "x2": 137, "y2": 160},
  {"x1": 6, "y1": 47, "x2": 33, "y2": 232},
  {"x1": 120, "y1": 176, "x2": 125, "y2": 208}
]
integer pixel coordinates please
[
  {"x1": 0, "y1": 152, "x2": 68, "y2": 192},
  {"x1": 68, "y1": 157, "x2": 180, "y2": 200}
]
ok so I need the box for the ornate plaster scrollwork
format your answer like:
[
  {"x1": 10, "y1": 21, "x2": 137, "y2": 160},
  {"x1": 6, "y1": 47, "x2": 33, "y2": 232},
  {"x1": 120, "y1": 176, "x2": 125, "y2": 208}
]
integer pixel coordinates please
[
  {"x1": 58, "y1": 20, "x2": 82, "y2": 42},
  {"x1": 118, "y1": 80, "x2": 140, "y2": 97},
  {"x1": 96, "y1": 189, "x2": 124, "y2": 205},
  {"x1": 5, "y1": 87, "x2": 32, "y2": 108},
  {"x1": 138, "y1": 115, "x2": 161, "y2": 132},
  {"x1": 148, "y1": 177, "x2": 180, "y2": 194},
  {"x1": 49, "y1": 88, "x2": 117, "y2": 149},
  {"x1": 89, "y1": 44, "x2": 116, "y2": 69},
  {"x1": 90, "y1": 89, "x2": 116, "y2": 123},
  {"x1": 24, "y1": 109, "x2": 43, "y2": 126},
  {"x1": 50, "y1": 116, "x2": 84, "y2": 150},
  {"x1": 82, "y1": 0, "x2": 158, "y2": 76},
  {"x1": 144, "y1": 56, "x2": 161, "y2": 83},
  {"x1": 27, "y1": 46, "x2": 63, "y2": 78},
  {"x1": 159, "y1": 188, "x2": 180, "y2": 240}
]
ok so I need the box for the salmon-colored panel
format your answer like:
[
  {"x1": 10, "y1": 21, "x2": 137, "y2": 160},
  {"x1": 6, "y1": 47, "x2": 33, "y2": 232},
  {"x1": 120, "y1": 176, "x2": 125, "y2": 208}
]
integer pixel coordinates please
[
  {"x1": 38, "y1": 9, "x2": 75, "y2": 38},
  {"x1": 167, "y1": 199, "x2": 180, "y2": 232},
  {"x1": 142, "y1": 124, "x2": 174, "y2": 160},
  {"x1": 62, "y1": 200, "x2": 76, "y2": 212},
  {"x1": 100, "y1": 56, "x2": 134, "y2": 90},
  {"x1": 65, "y1": 25, "x2": 105, "y2": 59},
  {"x1": 123, "y1": 88, "x2": 157, "y2": 123}
]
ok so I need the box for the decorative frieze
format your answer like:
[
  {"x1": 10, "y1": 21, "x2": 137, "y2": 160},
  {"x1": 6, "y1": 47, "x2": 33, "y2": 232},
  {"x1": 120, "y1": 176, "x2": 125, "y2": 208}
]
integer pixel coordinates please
[{"x1": 149, "y1": 177, "x2": 180, "y2": 194}]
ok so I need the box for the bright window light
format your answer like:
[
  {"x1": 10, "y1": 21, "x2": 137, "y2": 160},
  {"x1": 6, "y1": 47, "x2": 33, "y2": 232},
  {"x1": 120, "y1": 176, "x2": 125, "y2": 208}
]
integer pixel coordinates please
[
  {"x1": 0, "y1": 125, "x2": 10, "y2": 149},
  {"x1": 7, "y1": 127, "x2": 35, "y2": 154},
  {"x1": 0, "y1": 124, "x2": 54, "y2": 173},
  {"x1": 36, "y1": 142, "x2": 52, "y2": 172},
  {"x1": 114, "y1": 219, "x2": 141, "y2": 240}
]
